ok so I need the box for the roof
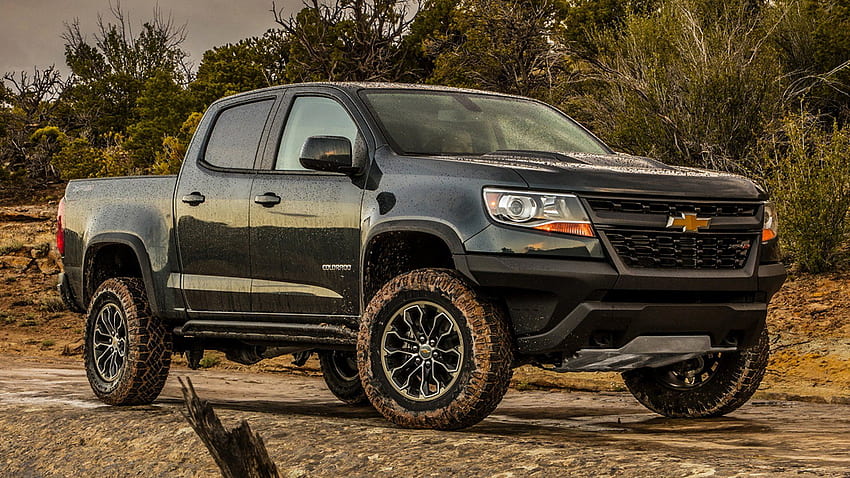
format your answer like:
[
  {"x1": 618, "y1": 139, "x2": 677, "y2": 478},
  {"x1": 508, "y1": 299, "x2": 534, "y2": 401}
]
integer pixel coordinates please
[{"x1": 213, "y1": 81, "x2": 526, "y2": 106}]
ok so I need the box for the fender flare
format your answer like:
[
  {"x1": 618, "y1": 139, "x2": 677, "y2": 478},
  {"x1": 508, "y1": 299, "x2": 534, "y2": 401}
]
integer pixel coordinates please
[
  {"x1": 83, "y1": 233, "x2": 161, "y2": 315},
  {"x1": 363, "y1": 219, "x2": 466, "y2": 256},
  {"x1": 360, "y1": 219, "x2": 477, "y2": 304}
]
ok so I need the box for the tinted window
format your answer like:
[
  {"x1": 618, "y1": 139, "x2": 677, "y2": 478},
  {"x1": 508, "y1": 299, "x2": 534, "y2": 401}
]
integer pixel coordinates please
[
  {"x1": 276, "y1": 96, "x2": 358, "y2": 170},
  {"x1": 360, "y1": 90, "x2": 609, "y2": 156},
  {"x1": 204, "y1": 99, "x2": 274, "y2": 169}
]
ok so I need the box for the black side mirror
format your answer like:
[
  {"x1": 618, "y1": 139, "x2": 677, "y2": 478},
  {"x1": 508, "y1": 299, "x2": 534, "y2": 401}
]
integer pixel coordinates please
[{"x1": 300, "y1": 136, "x2": 359, "y2": 174}]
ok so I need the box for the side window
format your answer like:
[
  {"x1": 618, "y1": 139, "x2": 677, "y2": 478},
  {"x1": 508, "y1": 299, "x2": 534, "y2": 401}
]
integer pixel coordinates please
[
  {"x1": 204, "y1": 99, "x2": 275, "y2": 169},
  {"x1": 275, "y1": 96, "x2": 358, "y2": 171}
]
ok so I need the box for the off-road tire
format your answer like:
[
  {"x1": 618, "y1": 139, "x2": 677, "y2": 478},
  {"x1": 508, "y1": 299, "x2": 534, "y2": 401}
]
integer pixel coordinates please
[
  {"x1": 85, "y1": 277, "x2": 172, "y2": 405},
  {"x1": 319, "y1": 350, "x2": 369, "y2": 405},
  {"x1": 622, "y1": 326, "x2": 769, "y2": 418},
  {"x1": 358, "y1": 268, "x2": 513, "y2": 430}
]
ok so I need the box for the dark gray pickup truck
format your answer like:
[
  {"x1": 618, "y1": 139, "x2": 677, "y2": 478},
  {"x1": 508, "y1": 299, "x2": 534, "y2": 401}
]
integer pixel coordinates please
[{"x1": 58, "y1": 82, "x2": 786, "y2": 429}]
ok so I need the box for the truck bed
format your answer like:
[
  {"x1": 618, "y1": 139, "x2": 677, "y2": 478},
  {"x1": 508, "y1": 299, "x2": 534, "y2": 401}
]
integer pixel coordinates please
[{"x1": 62, "y1": 175, "x2": 179, "y2": 313}]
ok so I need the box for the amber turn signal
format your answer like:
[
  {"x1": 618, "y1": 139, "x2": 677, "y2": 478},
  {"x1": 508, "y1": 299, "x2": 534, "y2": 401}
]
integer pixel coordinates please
[
  {"x1": 533, "y1": 222, "x2": 595, "y2": 237},
  {"x1": 761, "y1": 228, "x2": 776, "y2": 242}
]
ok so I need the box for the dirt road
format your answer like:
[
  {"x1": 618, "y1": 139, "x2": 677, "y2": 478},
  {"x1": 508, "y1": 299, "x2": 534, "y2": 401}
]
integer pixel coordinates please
[{"x1": 0, "y1": 357, "x2": 848, "y2": 477}]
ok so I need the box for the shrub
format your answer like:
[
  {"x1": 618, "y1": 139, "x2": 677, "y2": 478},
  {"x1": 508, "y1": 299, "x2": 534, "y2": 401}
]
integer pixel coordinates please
[
  {"x1": 761, "y1": 113, "x2": 850, "y2": 272},
  {"x1": 575, "y1": 0, "x2": 782, "y2": 170},
  {"x1": 40, "y1": 296, "x2": 66, "y2": 312},
  {"x1": 51, "y1": 137, "x2": 104, "y2": 180},
  {"x1": 199, "y1": 354, "x2": 222, "y2": 369},
  {"x1": 150, "y1": 112, "x2": 202, "y2": 175},
  {"x1": 52, "y1": 134, "x2": 140, "y2": 180}
]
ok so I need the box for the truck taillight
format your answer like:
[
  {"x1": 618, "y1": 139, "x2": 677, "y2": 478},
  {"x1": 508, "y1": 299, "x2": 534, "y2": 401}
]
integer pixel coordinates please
[{"x1": 56, "y1": 197, "x2": 66, "y2": 255}]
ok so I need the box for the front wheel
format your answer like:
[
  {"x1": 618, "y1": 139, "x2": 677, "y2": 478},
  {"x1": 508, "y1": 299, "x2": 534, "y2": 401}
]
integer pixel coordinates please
[
  {"x1": 622, "y1": 327, "x2": 769, "y2": 418},
  {"x1": 358, "y1": 269, "x2": 513, "y2": 430},
  {"x1": 84, "y1": 277, "x2": 172, "y2": 405}
]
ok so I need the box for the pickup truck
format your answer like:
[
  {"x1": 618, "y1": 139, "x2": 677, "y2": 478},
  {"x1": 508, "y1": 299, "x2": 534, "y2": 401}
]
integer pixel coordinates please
[{"x1": 58, "y1": 82, "x2": 786, "y2": 430}]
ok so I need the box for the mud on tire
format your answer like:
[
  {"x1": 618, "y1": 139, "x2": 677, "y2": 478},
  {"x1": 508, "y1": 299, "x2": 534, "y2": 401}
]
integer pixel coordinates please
[
  {"x1": 358, "y1": 268, "x2": 513, "y2": 430},
  {"x1": 622, "y1": 327, "x2": 770, "y2": 418},
  {"x1": 319, "y1": 350, "x2": 369, "y2": 405},
  {"x1": 85, "y1": 277, "x2": 172, "y2": 405}
]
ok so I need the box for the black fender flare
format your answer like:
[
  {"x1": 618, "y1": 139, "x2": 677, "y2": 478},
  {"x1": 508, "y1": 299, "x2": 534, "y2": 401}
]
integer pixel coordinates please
[
  {"x1": 360, "y1": 219, "x2": 477, "y2": 305},
  {"x1": 82, "y1": 233, "x2": 161, "y2": 315},
  {"x1": 363, "y1": 219, "x2": 466, "y2": 256}
]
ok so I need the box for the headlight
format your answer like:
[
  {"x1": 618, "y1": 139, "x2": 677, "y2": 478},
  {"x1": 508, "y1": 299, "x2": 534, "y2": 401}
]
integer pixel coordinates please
[
  {"x1": 762, "y1": 201, "x2": 778, "y2": 242},
  {"x1": 483, "y1": 188, "x2": 595, "y2": 237}
]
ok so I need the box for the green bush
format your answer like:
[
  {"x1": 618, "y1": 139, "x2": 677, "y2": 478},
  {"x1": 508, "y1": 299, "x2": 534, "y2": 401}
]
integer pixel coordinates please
[
  {"x1": 51, "y1": 137, "x2": 104, "y2": 180},
  {"x1": 150, "y1": 112, "x2": 202, "y2": 175},
  {"x1": 761, "y1": 113, "x2": 850, "y2": 272},
  {"x1": 51, "y1": 134, "x2": 140, "y2": 179},
  {"x1": 574, "y1": 0, "x2": 782, "y2": 170},
  {"x1": 198, "y1": 354, "x2": 222, "y2": 369}
]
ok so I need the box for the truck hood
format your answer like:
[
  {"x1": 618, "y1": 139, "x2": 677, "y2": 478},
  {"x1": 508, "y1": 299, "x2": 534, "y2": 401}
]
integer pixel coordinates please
[{"x1": 438, "y1": 151, "x2": 766, "y2": 200}]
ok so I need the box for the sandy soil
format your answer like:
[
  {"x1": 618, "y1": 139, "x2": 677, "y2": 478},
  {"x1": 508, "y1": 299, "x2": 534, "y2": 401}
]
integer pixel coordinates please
[{"x1": 1, "y1": 358, "x2": 848, "y2": 477}]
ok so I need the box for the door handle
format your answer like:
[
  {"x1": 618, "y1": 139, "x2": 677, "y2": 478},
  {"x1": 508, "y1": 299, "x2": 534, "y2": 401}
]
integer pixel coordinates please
[
  {"x1": 254, "y1": 193, "x2": 281, "y2": 207},
  {"x1": 181, "y1": 192, "x2": 205, "y2": 205}
]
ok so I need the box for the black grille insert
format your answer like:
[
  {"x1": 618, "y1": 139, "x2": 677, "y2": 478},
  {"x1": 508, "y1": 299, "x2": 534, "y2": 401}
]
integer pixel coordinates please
[
  {"x1": 605, "y1": 231, "x2": 755, "y2": 269},
  {"x1": 587, "y1": 199, "x2": 758, "y2": 217}
]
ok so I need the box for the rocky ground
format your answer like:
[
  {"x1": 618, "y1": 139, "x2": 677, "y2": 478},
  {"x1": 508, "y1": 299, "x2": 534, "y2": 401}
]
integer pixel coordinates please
[
  {"x1": 1, "y1": 358, "x2": 849, "y2": 477},
  {"x1": 0, "y1": 200, "x2": 848, "y2": 476}
]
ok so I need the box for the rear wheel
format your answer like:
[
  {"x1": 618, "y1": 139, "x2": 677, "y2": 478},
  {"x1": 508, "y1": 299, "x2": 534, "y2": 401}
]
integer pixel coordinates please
[
  {"x1": 622, "y1": 327, "x2": 769, "y2": 418},
  {"x1": 318, "y1": 350, "x2": 368, "y2": 405},
  {"x1": 358, "y1": 269, "x2": 513, "y2": 430},
  {"x1": 84, "y1": 277, "x2": 172, "y2": 405}
]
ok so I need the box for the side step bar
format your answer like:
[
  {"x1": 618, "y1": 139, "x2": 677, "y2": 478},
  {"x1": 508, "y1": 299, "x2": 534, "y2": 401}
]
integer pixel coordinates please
[{"x1": 174, "y1": 320, "x2": 356, "y2": 346}]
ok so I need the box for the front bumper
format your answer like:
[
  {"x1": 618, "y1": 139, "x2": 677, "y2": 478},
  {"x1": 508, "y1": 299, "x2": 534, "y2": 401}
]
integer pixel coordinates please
[{"x1": 458, "y1": 254, "x2": 786, "y2": 357}]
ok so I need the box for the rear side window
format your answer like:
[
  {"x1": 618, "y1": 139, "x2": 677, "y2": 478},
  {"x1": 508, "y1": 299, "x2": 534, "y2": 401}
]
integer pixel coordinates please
[{"x1": 203, "y1": 99, "x2": 275, "y2": 169}]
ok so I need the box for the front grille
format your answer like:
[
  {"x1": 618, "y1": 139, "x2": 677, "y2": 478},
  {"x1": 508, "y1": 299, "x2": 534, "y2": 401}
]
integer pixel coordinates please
[
  {"x1": 586, "y1": 198, "x2": 758, "y2": 217},
  {"x1": 605, "y1": 231, "x2": 755, "y2": 269}
]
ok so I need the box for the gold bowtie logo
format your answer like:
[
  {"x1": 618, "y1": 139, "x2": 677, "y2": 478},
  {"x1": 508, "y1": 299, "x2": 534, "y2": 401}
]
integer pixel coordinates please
[{"x1": 667, "y1": 213, "x2": 711, "y2": 232}]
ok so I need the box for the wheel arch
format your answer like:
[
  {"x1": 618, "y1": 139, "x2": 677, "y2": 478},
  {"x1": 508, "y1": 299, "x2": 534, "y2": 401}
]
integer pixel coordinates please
[
  {"x1": 361, "y1": 220, "x2": 475, "y2": 310},
  {"x1": 83, "y1": 233, "x2": 160, "y2": 315}
]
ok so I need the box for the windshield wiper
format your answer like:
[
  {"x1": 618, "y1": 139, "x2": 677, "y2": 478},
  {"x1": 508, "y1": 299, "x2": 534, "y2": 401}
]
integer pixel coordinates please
[{"x1": 483, "y1": 150, "x2": 585, "y2": 164}]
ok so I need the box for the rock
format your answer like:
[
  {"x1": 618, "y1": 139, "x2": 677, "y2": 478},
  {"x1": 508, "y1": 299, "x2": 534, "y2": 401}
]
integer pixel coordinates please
[
  {"x1": 807, "y1": 304, "x2": 830, "y2": 314},
  {"x1": 48, "y1": 249, "x2": 63, "y2": 272},
  {"x1": 0, "y1": 255, "x2": 33, "y2": 271},
  {"x1": 36, "y1": 258, "x2": 58, "y2": 274},
  {"x1": 61, "y1": 340, "x2": 84, "y2": 356}
]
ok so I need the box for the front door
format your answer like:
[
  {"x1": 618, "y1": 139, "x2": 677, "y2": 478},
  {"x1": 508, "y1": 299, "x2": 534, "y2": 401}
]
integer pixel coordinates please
[
  {"x1": 249, "y1": 91, "x2": 366, "y2": 317},
  {"x1": 175, "y1": 96, "x2": 277, "y2": 313}
]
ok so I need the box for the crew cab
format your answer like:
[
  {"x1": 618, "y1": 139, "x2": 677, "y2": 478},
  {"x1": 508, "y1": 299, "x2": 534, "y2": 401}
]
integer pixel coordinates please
[{"x1": 58, "y1": 83, "x2": 786, "y2": 429}]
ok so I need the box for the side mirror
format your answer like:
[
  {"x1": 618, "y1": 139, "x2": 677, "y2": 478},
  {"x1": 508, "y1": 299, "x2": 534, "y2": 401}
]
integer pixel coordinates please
[{"x1": 300, "y1": 136, "x2": 360, "y2": 174}]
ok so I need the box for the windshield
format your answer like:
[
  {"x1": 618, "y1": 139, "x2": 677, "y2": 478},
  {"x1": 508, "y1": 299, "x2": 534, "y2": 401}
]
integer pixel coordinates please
[{"x1": 359, "y1": 89, "x2": 610, "y2": 156}]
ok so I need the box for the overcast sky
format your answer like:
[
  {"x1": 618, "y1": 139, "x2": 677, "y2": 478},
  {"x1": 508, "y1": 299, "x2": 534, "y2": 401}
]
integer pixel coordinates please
[{"x1": 0, "y1": 0, "x2": 303, "y2": 76}]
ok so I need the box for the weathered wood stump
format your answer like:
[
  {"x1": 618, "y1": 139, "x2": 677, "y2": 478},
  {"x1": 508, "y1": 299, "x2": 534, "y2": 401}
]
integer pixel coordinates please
[{"x1": 179, "y1": 377, "x2": 280, "y2": 478}]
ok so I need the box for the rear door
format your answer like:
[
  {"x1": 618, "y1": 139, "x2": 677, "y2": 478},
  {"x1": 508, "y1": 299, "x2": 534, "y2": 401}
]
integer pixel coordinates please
[
  {"x1": 175, "y1": 95, "x2": 278, "y2": 313},
  {"x1": 249, "y1": 88, "x2": 368, "y2": 318}
]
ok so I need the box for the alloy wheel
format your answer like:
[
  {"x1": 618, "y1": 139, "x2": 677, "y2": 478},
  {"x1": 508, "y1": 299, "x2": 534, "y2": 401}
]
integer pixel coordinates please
[
  {"x1": 380, "y1": 301, "x2": 464, "y2": 401},
  {"x1": 92, "y1": 302, "x2": 128, "y2": 382}
]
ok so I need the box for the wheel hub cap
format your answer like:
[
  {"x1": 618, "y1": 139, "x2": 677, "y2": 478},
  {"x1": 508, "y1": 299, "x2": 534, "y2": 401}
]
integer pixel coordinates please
[
  {"x1": 380, "y1": 301, "x2": 464, "y2": 401},
  {"x1": 658, "y1": 353, "x2": 722, "y2": 389},
  {"x1": 92, "y1": 302, "x2": 127, "y2": 382}
]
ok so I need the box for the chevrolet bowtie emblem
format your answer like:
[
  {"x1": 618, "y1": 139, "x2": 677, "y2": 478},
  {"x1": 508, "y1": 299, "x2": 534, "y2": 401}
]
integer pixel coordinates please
[{"x1": 667, "y1": 213, "x2": 711, "y2": 232}]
